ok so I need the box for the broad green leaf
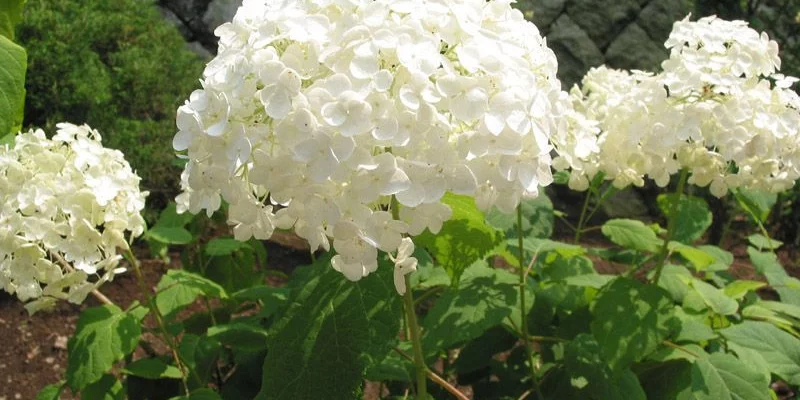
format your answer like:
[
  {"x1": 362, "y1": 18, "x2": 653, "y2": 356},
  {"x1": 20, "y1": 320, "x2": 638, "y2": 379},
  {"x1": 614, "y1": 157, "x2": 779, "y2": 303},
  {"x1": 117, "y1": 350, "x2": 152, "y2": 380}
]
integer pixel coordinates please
[
  {"x1": 416, "y1": 193, "x2": 503, "y2": 285},
  {"x1": 453, "y1": 327, "x2": 516, "y2": 374},
  {"x1": 0, "y1": 35, "x2": 25, "y2": 136},
  {"x1": 601, "y1": 219, "x2": 662, "y2": 253},
  {"x1": 740, "y1": 304, "x2": 799, "y2": 335},
  {"x1": 639, "y1": 360, "x2": 693, "y2": 400},
  {"x1": 486, "y1": 193, "x2": 553, "y2": 239},
  {"x1": 0, "y1": 0, "x2": 25, "y2": 39},
  {"x1": 759, "y1": 300, "x2": 800, "y2": 321},
  {"x1": 657, "y1": 194, "x2": 713, "y2": 243},
  {"x1": 688, "y1": 352, "x2": 770, "y2": 400},
  {"x1": 696, "y1": 245, "x2": 733, "y2": 272},
  {"x1": 536, "y1": 254, "x2": 596, "y2": 313},
  {"x1": 735, "y1": 189, "x2": 776, "y2": 223},
  {"x1": 590, "y1": 278, "x2": 677, "y2": 375},
  {"x1": 563, "y1": 274, "x2": 615, "y2": 289},
  {"x1": 155, "y1": 202, "x2": 195, "y2": 228},
  {"x1": 672, "y1": 308, "x2": 716, "y2": 343},
  {"x1": 256, "y1": 254, "x2": 401, "y2": 400},
  {"x1": 169, "y1": 389, "x2": 223, "y2": 400},
  {"x1": 723, "y1": 280, "x2": 766, "y2": 300},
  {"x1": 155, "y1": 270, "x2": 228, "y2": 318},
  {"x1": 199, "y1": 245, "x2": 263, "y2": 293},
  {"x1": 748, "y1": 247, "x2": 800, "y2": 306},
  {"x1": 516, "y1": 237, "x2": 586, "y2": 259},
  {"x1": 658, "y1": 264, "x2": 693, "y2": 302},
  {"x1": 205, "y1": 237, "x2": 250, "y2": 256},
  {"x1": 145, "y1": 226, "x2": 193, "y2": 245},
  {"x1": 409, "y1": 246, "x2": 450, "y2": 289},
  {"x1": 690, "y1": 279, "x2": 738, "y2": 316},
  {"x1": 232, "y1": 286, "x2": 289, "y2": 319},
  {"x1": 747, "y1": 234, "x2": 783, "y2": 250},
  {"x1": 207, "y1": 322, "x2": 269, "y2": 351},
  {"x1": 422, "y1": 260, "x2": 520, "y2": 352},
  {"x1": 81, "y1": 374, "x2": 124, "y2": 400},
  {"x1": 721, "y1": 321, "x2": 800, "y2": 385},
  {"x1": 35, "y1": 382, "x2": 64, "y2": 400},
  {"x1": 66, "y1": 305, "x2": 141, "y2": 390},
  {"x1": 669, "y1": 243, "x2": 715, "y2": 271},
  {"x1": 178, "y1": 334, "x2": 221, "y2": 389},
  {"x1": 648, "y1": 343, "x2": 706, "y2": 362},
  {"x1": 562, "y1": 334, "x2": 646, "y2": 400},
  {"x1": 122, "y1": 358, "x2": 183, "y2": 379}
]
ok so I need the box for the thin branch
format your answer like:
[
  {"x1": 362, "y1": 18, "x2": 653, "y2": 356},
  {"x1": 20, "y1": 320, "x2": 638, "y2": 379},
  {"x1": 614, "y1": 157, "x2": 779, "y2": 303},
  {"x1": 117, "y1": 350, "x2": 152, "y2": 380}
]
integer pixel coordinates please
[
  {"x1": 49, "y1": 251, "x2": 114, "y2": 306},
  {"x1": 393, "y1": 347, "x2": 470, "y2": 400}
]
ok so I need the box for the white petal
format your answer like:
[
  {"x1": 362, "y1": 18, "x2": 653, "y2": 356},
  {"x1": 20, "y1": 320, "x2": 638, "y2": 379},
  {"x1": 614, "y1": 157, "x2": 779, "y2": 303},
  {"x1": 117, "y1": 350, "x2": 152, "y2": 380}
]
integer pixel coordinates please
[{"x1": 380, "y1": 168, "x2": 412, "y2": 195}]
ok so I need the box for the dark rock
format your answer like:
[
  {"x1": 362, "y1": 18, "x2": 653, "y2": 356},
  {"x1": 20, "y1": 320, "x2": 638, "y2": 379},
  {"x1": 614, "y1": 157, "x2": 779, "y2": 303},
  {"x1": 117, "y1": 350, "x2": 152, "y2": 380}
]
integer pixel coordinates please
[
  {"x1": 605, "y1": 22, "x2": 668, "y2": 72},
  {"x1": 567, "y1": 0, "x2": 641, "y2": 49},
  {"x1": 546, "y1": 14, "x2": 605, "y2": 87}
]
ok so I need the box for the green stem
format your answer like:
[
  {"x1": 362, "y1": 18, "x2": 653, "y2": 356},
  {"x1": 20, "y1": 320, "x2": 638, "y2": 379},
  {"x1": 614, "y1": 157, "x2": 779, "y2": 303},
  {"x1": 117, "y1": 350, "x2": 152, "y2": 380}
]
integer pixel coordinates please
[
  {"x1": 403, "y1": 275, "x2": 427, "y2": 399},
  {"x1": 123, "y1": 248, "x2": 193, "y2": 394},
  {"x1": 517, "y1": 205, "x2": 539, "y2": 398},
  {"x1": 392, "y1": 195, "x2": 427, "y2": 399},
  {"x1": 652, "y1": 169, "x2": 689, "y2": 285},
  {"x1": 574, "y1": 187, "x2": 594, "y2": 243}
]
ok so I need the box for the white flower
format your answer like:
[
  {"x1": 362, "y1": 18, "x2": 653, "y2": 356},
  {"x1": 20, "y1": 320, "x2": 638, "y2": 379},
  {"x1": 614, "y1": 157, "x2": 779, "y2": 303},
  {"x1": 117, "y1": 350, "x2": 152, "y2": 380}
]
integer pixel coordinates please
[
  {"x1": 174, "y1": 0, "x2": 575, "y2": 284},
  {"x1": 565, "y1": 17, "x2": 800, "y2": 196},
  {"x1": 0, "y1": 124, "x2": 147, "y2": 311},
  {"x1": 390, "y1": 237, "x2": 418, "y2": 295}
]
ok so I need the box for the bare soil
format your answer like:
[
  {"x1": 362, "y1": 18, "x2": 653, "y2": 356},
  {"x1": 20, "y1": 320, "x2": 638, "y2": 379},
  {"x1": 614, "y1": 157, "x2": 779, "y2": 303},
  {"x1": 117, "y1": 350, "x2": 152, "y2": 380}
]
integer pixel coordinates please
[{"x1": 1, "y1": 224, "x2": 798, "y2": 400}]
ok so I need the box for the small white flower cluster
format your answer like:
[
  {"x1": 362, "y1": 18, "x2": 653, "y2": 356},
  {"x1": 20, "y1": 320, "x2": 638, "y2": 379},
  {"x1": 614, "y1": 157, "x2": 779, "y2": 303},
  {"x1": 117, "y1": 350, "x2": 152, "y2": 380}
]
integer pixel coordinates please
[
  {"x1": 568, "y1": 16, "x2": 800, "y2": 196},
  {"x1": 173, "y1": 0, "x2": 579, "y2": 292},
  {"x1": 0, "y1": 124, "x2": 147, "y2": 313}
]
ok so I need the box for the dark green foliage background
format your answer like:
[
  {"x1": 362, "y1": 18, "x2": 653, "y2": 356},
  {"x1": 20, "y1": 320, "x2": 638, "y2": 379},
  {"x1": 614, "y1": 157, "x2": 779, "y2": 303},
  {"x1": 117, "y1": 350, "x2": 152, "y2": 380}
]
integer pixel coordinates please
[{"x1": 17, "y1": 0, "x2": 203, "y2": 216}]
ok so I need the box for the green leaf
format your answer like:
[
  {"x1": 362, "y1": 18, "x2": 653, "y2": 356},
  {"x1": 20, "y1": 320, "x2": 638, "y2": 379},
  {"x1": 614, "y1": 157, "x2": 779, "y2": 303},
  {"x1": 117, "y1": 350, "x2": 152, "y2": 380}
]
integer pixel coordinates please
[
  {"x1": 232, "y1": 286, "x2": 288, "y2": 319},
  {"x1": 669, "y1": 243, "x2": 716, "y2": 271},
  {"x1": 562, "y1": 334, "x2": 646, "y2": 400},
  {"x1": 416, "y1": 193, "x2": 503, "y2": 285},
  {"x1": 122, "y1": 358, "x2": 183, "y2": 379},
  {"x1": 145, "y1": 226, "x2": 193, "y2": 245},
  {"x1": 723, "y1": 280, "x2": 766, "y2": 300},
  {"x1": 590, "y1": 278, "x2": 677, "y2": 375},
  {"x1": 657, "y1": 194, "x2": 712, "y2": 243},
  {"x1": 155, "y1": 202, "x2": 195, "y2": 228},
  {"x1": 207, "y1": 322, "x2": 269, "y2": 351},
  {"x1": 409, "y1": 246, "x2": 450, "y2": 289},
  {"x1": 735, "y1": 189, "x2": 776, "y2": 223},
  {"x1": 688, "y1": 352, "x2": 770, "y2": 400},
  {"x1": 205, "y1": 237, "x2": 250, "y2": 256},
  {"x1": 0, "y1": 34, "x2": 25, "y2": 136},
  {"x1": 256, "y1": 254, "x2": 402, "y2": 400},
  {"x1": 486, "y1": 193, "x2": 553, "y2": 239},
  {"x1": 690, "y1": 279, "x2": 738, "y2": 316},
  {"x1": 696, "y1": 245, "x2": 734, "y2": 272},
  {"x1": 601, "y1": 219, "x2": 662, "y2": 253},
  {"x1": 155, "y1": 270, "x2": 228, "y2": 318},
  {"x1": 672, "y1": 308, "x2": 716, "y2": 344},
  {"x1": 178, "y1": 334, "x2": 221, "y2": 388},
  {"x1": 66, "y1": 305, "x2": 141, "y2": 390},
  {"x1": 35, "y1": 382, "x2": 64, "y2": 400},
  {"x1": 0, "y1": 0, "x2": 25, "y2": 40},
  {"x1": 721, "y1": 321, "x2": 800, "y2": 385},
  {"x1": 747, "y1": 234, "x2": 783, "y2": 250},
  {"x1": 169, "y1": 388, "x2": 223, "y2": 400},
  {"x1": 748, "y1": 247, "x2": 800, "y2": 306},
  {"x1": 81, "y1": 374, "x2": 124, "y2": 400},
  {"x1": 422, "y1": 260, "x2": 520, "y2": 352},
  {"x1": 453, "y1": 327, "x2": 516, "y2": 374}
]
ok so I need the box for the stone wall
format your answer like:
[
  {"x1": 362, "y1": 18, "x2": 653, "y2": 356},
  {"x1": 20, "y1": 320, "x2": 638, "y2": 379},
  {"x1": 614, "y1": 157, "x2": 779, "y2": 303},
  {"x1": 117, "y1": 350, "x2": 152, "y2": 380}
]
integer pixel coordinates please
[
  {"x1": 159, "y1": 0, "x2": 690, "y2": 86},
  {"x1": 515, "y1": 0, "x2": 691, "y2": 87}
]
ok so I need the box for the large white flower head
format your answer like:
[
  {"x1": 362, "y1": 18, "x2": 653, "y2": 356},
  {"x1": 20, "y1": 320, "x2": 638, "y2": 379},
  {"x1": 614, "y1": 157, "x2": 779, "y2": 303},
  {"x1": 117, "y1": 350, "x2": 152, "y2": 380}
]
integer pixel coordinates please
[
  {"x1": 568, "y1": 16, "x2": 800, "y2": 196},
  {"x1": 0, "y1": 124, "x2": 147, "y2": 313},
  {"x1": 173, "y1": 0, "x2": 572, "y2": 290}
]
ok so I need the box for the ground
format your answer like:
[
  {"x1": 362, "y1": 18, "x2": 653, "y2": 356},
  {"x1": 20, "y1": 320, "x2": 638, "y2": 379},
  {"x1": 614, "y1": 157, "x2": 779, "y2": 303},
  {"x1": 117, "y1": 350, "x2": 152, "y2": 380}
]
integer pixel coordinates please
[{"x1": 1, "y1": 225, "x2": 797, "y2": 400}]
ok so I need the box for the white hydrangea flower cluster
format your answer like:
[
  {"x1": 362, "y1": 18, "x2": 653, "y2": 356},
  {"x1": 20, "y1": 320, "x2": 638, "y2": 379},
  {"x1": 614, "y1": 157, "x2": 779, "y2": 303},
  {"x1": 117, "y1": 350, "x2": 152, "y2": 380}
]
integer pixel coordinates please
[
  {"x1": 0, "y1": 124, "x2": 147, "y2": 313},
  {"x1": 173, "y1": 0, "x2": 580, "y2": 292},
  {"x1": 568, "y1": 16, "x2": 800, "y2": 196}
]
